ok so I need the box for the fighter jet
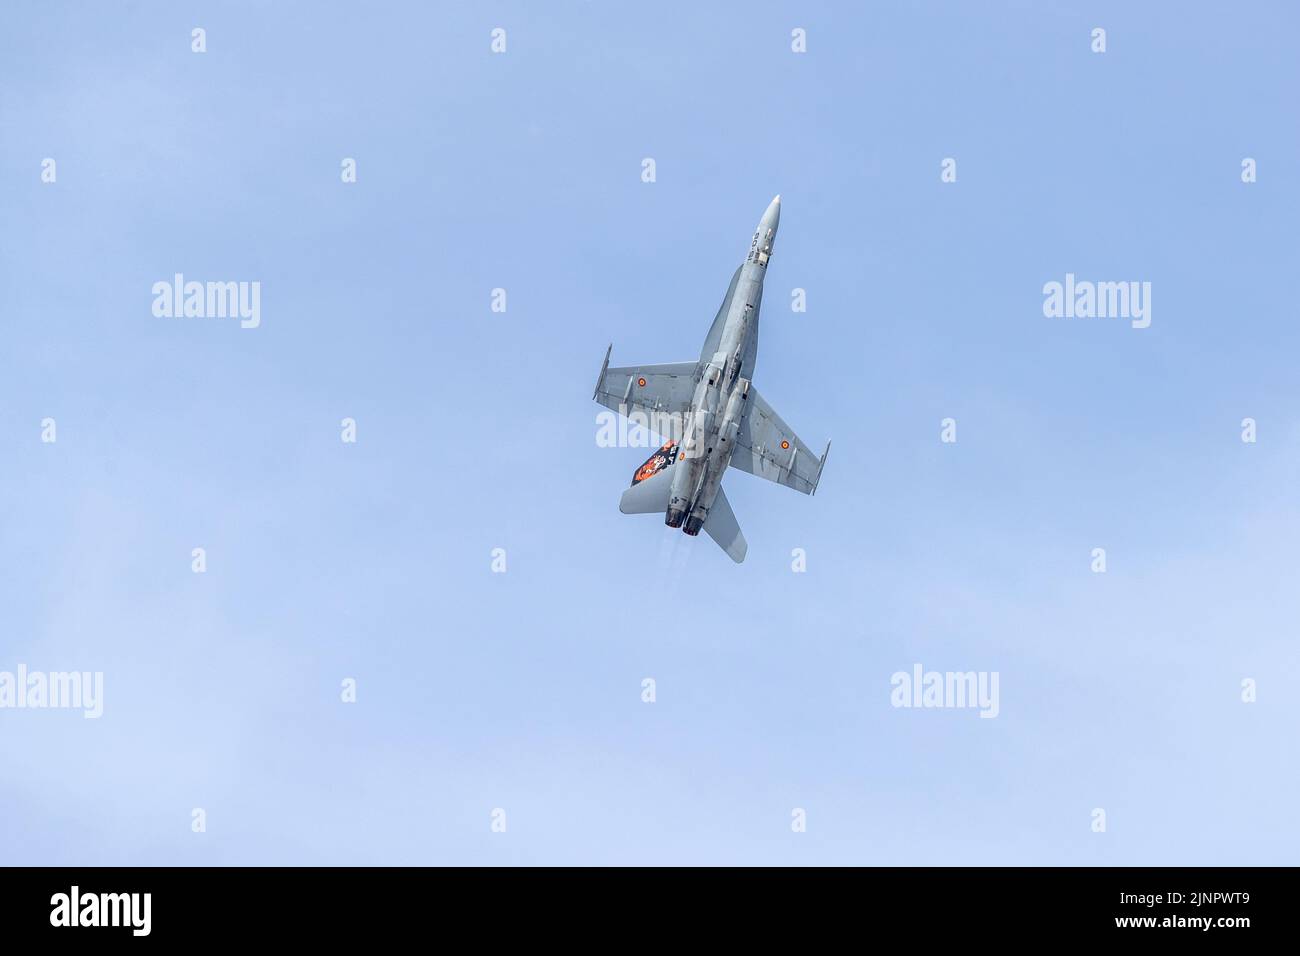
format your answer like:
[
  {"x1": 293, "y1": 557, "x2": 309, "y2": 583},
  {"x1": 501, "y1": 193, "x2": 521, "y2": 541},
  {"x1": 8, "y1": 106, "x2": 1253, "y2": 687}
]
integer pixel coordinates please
[{"x1": 593, "y1": 195, "x2": 830, "y2": 563}]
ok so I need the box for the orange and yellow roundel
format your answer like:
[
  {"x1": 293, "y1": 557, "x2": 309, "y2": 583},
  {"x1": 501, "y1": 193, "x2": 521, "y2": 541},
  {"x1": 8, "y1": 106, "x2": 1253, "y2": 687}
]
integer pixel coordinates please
[
  {"x1": 637, "y1": 377, "x2": 647, "y2": 387},
  {"x1": 781, "y1": 440, "x2": 790, "y2": 450}
]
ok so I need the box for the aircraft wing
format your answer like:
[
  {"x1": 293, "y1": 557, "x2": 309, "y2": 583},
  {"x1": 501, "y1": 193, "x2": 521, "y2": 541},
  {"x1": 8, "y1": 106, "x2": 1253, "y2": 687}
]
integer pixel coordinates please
[
  {"x1": 593, "y1": 346, "x2": 698, "y2": 423},
  {"x1": 731, "y1": 386, "x2": 830, "y2": 495}
]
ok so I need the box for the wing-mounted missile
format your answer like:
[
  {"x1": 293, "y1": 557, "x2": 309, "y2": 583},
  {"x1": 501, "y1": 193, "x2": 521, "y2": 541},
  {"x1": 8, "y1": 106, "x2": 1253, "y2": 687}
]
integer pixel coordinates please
[
  {"x1": 593, "y1": 343, "x2": 612, "y2": 399},
  {"x1": 812, "y1": 440, "x2": 832, "y2": 495}
]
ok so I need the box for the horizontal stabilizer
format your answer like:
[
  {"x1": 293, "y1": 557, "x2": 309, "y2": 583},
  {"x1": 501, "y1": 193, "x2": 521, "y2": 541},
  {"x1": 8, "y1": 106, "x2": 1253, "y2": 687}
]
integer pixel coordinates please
[
  {"x1": 704, "y1": 485, "x2": 747, "y2": 563},
  {"x1": 619, "y1": 467, "x2": 674, "y2": 515}
]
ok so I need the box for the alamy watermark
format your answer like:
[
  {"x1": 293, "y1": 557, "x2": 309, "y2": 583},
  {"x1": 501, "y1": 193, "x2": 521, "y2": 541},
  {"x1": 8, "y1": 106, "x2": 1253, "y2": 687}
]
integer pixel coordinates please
[
  {"x1": 50, "y1": 886, "x2": 150, "y2": 936},
  {"x1": 890, "y1": 664, "x2": 999, "y2": 718},
  {"x1": 1043, "y1": 273, "x2": 1151, "y2": 329},
  {"x1": 0, "y1": 665, "x2": 103, "y2": 718},
  {"x1": 152, "y1": 274, "x2": 261, "y2": 329},
  {"x1": 596, "y1": 405, "x2": 688, "y2": 448}
]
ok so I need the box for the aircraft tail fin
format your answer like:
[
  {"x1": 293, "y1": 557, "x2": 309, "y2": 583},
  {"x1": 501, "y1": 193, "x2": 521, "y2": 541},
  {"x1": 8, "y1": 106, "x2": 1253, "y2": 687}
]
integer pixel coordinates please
[
  {"x1": 620, "y1": 441, "x2": 681, "y2": 515},
  {"x1": 617, "y1": 444, "x2": 747, "y2": 563}
]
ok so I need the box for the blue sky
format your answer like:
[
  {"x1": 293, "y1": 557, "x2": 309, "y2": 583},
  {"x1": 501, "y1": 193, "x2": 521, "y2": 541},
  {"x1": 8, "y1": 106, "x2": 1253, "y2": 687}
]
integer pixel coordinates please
[{"x1": 1, "y1": 1, "x2": 1297, "y2": 864}]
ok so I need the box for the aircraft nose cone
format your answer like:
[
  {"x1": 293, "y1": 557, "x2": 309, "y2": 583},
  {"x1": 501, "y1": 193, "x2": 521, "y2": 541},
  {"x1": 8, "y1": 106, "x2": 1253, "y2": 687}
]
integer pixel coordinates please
[{"x1": 762, "y1": 194, "x2": 781, "y2": 232}]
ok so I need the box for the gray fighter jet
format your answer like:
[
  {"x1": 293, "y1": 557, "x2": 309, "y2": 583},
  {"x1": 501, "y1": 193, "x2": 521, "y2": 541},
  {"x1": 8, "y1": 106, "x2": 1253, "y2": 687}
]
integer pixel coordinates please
[{"x1": 593, "y1": 195, "x2": 830, "y2": 563}]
